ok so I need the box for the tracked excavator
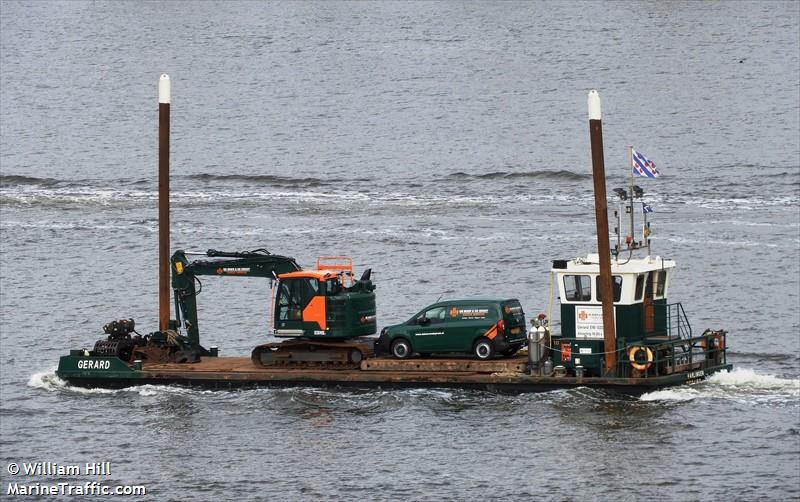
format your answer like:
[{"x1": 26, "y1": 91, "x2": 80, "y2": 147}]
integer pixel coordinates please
[{"x1": 166, "y1": 249, "x2": 377, "y2": 368}]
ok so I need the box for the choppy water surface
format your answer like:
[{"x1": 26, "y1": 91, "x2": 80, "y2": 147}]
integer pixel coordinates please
[{"x1": 1, "y1": 1, "x2": 799, "y2": 500}]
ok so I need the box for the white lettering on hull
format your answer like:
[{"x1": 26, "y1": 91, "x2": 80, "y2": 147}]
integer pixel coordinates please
[{"x1": 77, "y1": 359, "x2": 111, "y2": 370}]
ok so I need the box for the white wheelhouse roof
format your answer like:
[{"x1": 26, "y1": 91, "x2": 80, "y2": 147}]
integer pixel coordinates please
[
  {"x1": 552, "y1": 254, "x2": 675, "y2": 306},
  {"x1": 553, "y1": 254, "x2": 675, "y2": 275}
]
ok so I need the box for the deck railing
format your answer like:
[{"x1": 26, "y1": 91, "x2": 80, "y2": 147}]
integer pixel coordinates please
[
  {"x1": 618, "y1": 329, "x2": 727, "y2": 378},
  {"x1": 651, "y1": 302, "x2": 692, "y2": 340}
]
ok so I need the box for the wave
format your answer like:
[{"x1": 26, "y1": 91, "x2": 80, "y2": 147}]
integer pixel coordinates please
[
  {"x1": 27, "y1": 368, "x2": 215, "y2": 397},
  {"x1": 640, "y1": 368, "x2": 800, "y2": 403},
  {"x1": 639, "y1": 387, "x2": 700, "y2": 402},
  {"x1": 183, "y1": 173, "x2": 372, "y2": 187},
  {"x1": 448, "y1": 169, "x2": 589, "y2": 181},
  {"x1": 0, "y1": 174, "x2": 154, "y2": 190},
  {"x1": 707, "y1": 367, "x2": 799, "y2": 390},
  {"x1": 28, "y1": 368, "x2": 116, "y2": 394},
  {"x1": 0, "y1": 175, "x2": 63, "y2": 188}
]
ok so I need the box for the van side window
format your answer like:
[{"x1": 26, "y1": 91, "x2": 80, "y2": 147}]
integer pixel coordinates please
[
  {"x1": 564, "y1": 275, "x2": 591, "y2": 302},
  {"x1": 420, "y1": 306, "x2": 447, "y2": 324},
  {"x1": 596, "y1": 275, "x2": 623, "y2": 302}
]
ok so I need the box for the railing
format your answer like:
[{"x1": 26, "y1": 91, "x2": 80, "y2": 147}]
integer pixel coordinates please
[
  {"x1": 618, "y1": 329, "x2": 727, "y2": 378},
  {"x1": 316, "y1": 256, "x2": 354, "y2": 286},
  {"x1": 651, "y1": 302, "x2": 692, "y2": 340}
]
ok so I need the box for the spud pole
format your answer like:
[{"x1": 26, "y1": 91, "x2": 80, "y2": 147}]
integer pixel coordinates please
[
  {"x1": 588, "y1": 90, "x2": 617, "y2": 374},
  {"x1": 158, "y1": 74, "x2": 171, "y2": 332}
]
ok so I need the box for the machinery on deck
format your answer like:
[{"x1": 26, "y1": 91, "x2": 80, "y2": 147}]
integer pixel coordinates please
[
  {"x1": 87, "y1": 249, "x2": 377, "y2": 368},
  {"x1": 170, "y1": 249, "x2": 377, "y2": 367}
]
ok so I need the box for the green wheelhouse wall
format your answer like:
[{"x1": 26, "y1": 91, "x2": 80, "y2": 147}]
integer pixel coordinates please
[
  {"x1": 557, "y1": 298, "x2": 671, "y2": 372},
  {"x1": 560, "y1": 299, "x2": 668, "y2": 341}
]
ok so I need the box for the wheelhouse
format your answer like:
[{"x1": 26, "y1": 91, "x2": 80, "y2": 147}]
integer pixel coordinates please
[
  {"x1": 550, "y1": 254, "x2": 688, "y2": 374},
  {"x1": 554, "y1": 254, "x2": 676, "y2": 340}
]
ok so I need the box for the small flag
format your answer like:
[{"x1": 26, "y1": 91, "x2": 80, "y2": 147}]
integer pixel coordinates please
[
  {"x1": 632, "y1": 148, "x2": 659, "y2": 178},
  {"x1": 642, "y1": 203, "x2": 654, "y2": 214}
]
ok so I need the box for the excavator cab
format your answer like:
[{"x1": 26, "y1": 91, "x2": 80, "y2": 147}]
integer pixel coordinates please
[{"x1": 273, "y1": 260, "x2": 376, "y2": 340}]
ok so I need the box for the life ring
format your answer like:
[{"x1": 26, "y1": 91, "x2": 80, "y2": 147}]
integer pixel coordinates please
[{"x1": 628, "y1": 346, "x2": 653, "y2": 371}]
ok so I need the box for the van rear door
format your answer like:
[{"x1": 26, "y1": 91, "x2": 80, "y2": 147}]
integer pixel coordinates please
[{"x1": 502, "y1": 300, "x2": 527, "y2": 343}]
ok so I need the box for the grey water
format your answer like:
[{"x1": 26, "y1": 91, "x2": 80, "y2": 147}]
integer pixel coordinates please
[{"x1": 1, "y1": 1, "x2": 799, "y2": 500}]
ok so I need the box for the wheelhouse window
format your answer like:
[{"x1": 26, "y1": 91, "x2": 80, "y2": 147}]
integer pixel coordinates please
[
  {"x1": 653, "y1": 270, "x2": 667, "y2": 298},
  {"x1": 596, "y1": 275, "x2": 623, "y2": 302},
  {"x1": 635, "y1": 273, "x2": 649, "y2": 301},
  {"x1": 563, "y1": 275, "x2": 592, "y2": 302}
]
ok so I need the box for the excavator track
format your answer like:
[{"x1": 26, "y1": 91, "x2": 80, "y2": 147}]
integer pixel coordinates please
[{"x1": 251, "y1": 339, "x2": 375, "y2": 369}]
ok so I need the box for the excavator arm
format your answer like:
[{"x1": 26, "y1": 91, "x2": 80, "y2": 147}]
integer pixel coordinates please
[{"x1": 170, "y1": 249, "x2": 302, "y2": 344}]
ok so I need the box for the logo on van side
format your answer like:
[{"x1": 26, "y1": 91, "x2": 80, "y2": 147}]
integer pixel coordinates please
[{"x1": 449, "y1": 307, "x2": 489, "y2": 319}]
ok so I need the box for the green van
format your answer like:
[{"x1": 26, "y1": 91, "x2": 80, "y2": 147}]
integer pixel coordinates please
[{"x1": 376, "y1": 298, "x2": 527, "y2": 360}]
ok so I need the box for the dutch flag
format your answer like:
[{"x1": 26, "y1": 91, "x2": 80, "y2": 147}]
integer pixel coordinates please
[{"x1": 632, "y1": 148, "x2": 659, "y2": 178}]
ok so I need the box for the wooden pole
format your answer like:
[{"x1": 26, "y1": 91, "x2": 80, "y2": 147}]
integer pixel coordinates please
[
  {"x1": 158, "y1": 74, "x2": 171, "y2": 331},
  {"x1": 588, "y1": 90, "x2": 617, "y2": 373}
]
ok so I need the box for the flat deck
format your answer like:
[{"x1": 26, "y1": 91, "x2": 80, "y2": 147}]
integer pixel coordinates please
[
  {"x1": 143, "y1": 356, "x2": 528, "y2": 374},
  {"x1": 117, "y1": 356, "x2": 730, "y2": 395}
]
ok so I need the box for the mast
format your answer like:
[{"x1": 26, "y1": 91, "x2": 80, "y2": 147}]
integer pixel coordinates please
[
  {"x1": 628, "y1": 146, "x2": 635, "y2": 247},
  {"x1": 588, "y1": 90, "x2": 617, "y2": 374},
  {"x1": 158, "y1": 74, "x2": 171, "y2": 331}
]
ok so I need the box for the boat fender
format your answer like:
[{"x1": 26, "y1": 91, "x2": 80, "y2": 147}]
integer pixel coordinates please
[{"x1": 628, "y1": 346, "x2": 653, "y2": 372}]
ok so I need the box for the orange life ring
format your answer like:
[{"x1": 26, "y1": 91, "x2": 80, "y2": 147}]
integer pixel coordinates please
[
  {"x1": 628, "y1": 346, "x2": 653, "y2": 371},
  {"x1": 714, "y1": 333, "x2": 725, "y2": 350}
]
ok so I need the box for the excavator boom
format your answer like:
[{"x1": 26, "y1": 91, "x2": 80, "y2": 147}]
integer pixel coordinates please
[{"x1": 170, "y1": 249, "x2": 302, "y2": 344}]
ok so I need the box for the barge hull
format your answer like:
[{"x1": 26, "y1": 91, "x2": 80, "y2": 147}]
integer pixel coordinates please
[{"x1": 56, "y1": 355, "x2": 732, "y2": 396}]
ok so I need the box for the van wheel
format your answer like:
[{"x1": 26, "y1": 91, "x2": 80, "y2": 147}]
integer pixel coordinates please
[
  {"x1": 391, "y1": 339, "x2": 412, "y2": 359},
  {"x1": 473, "y1": 338, "x2": 494, "y2": 360}
]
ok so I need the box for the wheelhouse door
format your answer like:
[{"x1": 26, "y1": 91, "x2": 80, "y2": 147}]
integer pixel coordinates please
[{"x1": 643, "y1": 272, "x2": 655, "y2": 334}]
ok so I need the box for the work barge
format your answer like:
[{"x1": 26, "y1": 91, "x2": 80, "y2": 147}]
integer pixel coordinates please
[{"x1": 55, "y1": 79, "x2": 731, "y2": 395}]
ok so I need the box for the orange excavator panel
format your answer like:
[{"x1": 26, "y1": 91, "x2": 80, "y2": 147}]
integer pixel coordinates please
[{"x1": 302, "y1": 296, "x2": 327, "y2": 331}]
